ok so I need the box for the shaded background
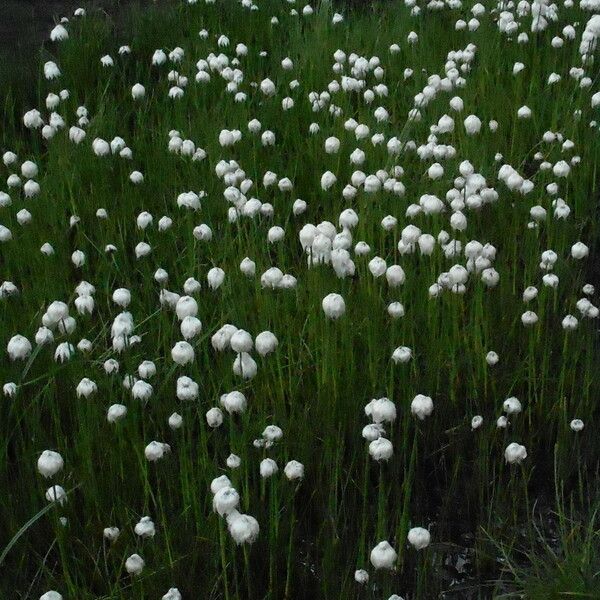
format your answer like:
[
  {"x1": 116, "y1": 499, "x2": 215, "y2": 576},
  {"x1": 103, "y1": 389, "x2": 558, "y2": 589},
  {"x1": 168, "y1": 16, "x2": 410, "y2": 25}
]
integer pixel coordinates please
[
  {"x1": 0, "y1": 1, "x2": 120, "y2": 57},
  {"x1": 0, "y1": 0, "x2": 159, "y2": 96}
]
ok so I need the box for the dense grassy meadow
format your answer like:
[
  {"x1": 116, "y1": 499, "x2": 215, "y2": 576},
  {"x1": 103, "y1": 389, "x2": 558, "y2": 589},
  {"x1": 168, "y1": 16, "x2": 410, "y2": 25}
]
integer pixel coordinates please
[{"x1": 1, "y1": 0, "x2": 600, "y2": 598}]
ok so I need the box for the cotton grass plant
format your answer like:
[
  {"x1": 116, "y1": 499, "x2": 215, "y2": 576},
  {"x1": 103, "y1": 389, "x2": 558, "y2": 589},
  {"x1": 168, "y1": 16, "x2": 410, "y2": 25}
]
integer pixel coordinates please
[{"x1": 0, "y1": 0, "x2": 599, "y2": 598}]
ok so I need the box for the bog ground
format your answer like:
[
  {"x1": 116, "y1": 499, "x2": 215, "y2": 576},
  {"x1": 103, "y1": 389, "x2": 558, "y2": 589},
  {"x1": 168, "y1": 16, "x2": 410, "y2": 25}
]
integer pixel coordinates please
[{"x1": 1, "y1": 1, "x2": 600, "y2": 599}]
